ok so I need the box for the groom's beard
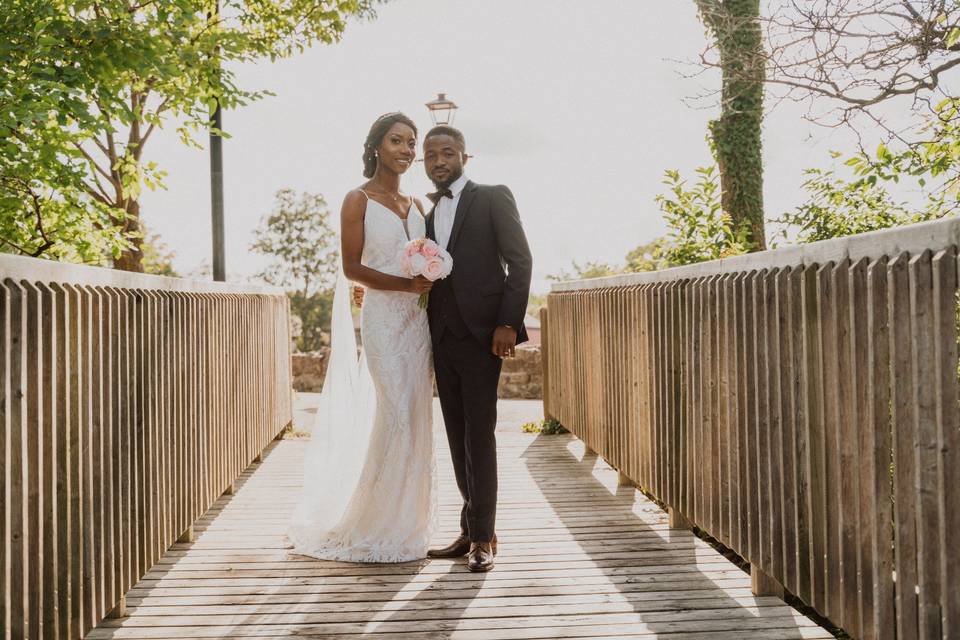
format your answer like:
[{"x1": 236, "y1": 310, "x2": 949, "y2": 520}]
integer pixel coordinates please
[{"x1": 431, "y1": 168, "x2": 463, "y2": 190}]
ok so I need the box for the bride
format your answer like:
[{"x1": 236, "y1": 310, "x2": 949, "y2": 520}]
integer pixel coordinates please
[{"x1": 287, "y1": 112, "x2": 437, "y2": 562}]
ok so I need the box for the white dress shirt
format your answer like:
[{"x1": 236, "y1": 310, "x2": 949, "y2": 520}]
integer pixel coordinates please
[{"x1": 433, "y1": 173, "x2": 469, "y2": 250}]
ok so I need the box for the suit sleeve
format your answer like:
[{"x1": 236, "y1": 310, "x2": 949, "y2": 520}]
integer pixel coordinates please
[{"x1": 490, "y1": 185, "x2": 533, "y2": 330}]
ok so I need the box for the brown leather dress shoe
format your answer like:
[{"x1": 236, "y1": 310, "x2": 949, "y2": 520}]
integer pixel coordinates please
[
  {"x1": 467, "y1": 541, "x2": 495, "y2": 572},
  {"x1": 427, "y1": 535, "x2": 471, "y2": 558}
]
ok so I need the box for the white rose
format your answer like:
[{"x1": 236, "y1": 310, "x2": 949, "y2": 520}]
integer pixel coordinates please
[
  {"x1": 408, "y1": 253, "x2": 427, "y2": 276},
  {"x1": 439, "y1": 253, "x2": 453, "y2": 278}
]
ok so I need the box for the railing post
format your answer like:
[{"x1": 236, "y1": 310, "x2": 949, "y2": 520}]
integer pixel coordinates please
[
  {"x1": 751, "y1": 565, "x2": 785, "y2": 599},
  {"x1": 540, "y1": 306, "x2": 553, "y2": 421},
  {"x1": 107, "y1": 596, "x2": 126, "y2": 619},
  {"x1": 668, "y1": 507, "x2": 693, "y2": 531}
]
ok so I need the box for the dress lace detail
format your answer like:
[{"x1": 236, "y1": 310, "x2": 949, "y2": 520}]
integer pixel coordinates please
[{"x1": 287, "y1": 198, "x2": 437, "y2": 563}]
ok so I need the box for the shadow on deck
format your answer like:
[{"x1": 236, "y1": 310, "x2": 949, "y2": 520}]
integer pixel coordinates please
[{"x1": 88, "y1": 431, "x2": 832, "y2": 639}]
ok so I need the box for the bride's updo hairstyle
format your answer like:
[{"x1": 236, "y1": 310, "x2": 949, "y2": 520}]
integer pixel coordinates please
[{"x1": 362, "y1": 112, "x2": 418, "y2": 178}]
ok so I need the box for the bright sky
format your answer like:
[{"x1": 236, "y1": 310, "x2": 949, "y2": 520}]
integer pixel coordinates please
[{"x1": 140, "y1": 0, "x2": 879, "y2": 293}]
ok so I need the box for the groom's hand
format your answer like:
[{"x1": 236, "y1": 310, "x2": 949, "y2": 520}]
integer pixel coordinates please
[
  {"x1": 352, "y1": 286, "x2": 365, "y2": 308},
  {"x1": 492, "y1": 326, "x2": 518, "y2": 359}
]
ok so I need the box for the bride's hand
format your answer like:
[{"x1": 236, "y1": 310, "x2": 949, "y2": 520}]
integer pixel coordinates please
[{"x1": 407, "y1": 275, "x2": 434, "y2": 294}]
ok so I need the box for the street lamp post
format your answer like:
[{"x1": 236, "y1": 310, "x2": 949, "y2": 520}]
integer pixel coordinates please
[
  {"x1": 210, "y1": 103, "x2": 225, "y2": 282},
  {"x1": 425, "y1": 93, "x2": 458, "y2": 126},
  {"x1": 209, "y1": 0, "x2": 225, "y2": 282}
]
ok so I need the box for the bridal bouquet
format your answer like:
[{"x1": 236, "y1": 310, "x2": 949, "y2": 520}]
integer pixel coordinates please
[{"x1": 399, "y1": 238, "x2": 453, "y2": 308}]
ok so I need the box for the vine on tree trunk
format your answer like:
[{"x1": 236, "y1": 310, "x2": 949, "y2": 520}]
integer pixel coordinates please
[{"x1": 697, "y1": 0, "x2": 766, "y2": 252}]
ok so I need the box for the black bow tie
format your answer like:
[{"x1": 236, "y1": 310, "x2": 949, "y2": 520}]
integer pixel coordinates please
[{"x1": 427, "y1": 188, "x2": 454, "y2": 205}]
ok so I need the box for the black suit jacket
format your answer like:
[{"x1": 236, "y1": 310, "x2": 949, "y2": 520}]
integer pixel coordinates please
[{"x1": 426, "y1": 180, "x2": 532, "y2": 346}]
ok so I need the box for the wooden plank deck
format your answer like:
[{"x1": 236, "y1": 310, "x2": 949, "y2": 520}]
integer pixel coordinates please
[{"x1": 89, "y1": 430, "x2": 833, "y2": 639}]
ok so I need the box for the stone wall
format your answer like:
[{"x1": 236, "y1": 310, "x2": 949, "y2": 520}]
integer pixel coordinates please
[
  {"x1": 292, "y1": 343, "x2": 543, "y2": 400},
  {"x1": 292, "y1": 349, "x2": 330, "y2": 392},
  {"x1": 498, "y1": 344, "x2": 542, "y2": 399}
]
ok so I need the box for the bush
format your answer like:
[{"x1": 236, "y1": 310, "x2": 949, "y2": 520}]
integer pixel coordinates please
[
  {"x1": 290, "y1": 291, "x2": 333, "y2": 353},
  {"x1": 521, "y1": 418, "x2": 567, "y2": 435}
]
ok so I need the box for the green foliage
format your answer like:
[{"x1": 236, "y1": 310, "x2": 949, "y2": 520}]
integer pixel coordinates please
[
  {"x1": 773, "y1": 166, "x2": 932, "y2": 244},
  {"x1": 0, "y1": 184, "x2": 126, "y2": 263},
  {"x1": 846, "y1": 97, "x2": 960, "y2": 215},
  {"x1": 0, "y1": 0, "x2": 376, "y2": 268},
  {"x1": 251, "y1": 188, "x2": 339, "y2": 351},
  {"x1": 624, "y1": 237, "x2": 672, "y2": 273},
  {"x1": 776, "y1": 98, "x2": 960, "y2": 244},
  {"x1": 549, "y1": 236, "x2": 675, "y2": 282},
  {"x1": 656, "y1": 165, "x2": 748, "y2": 265},
  {"x1": 141, "y1": 227, "x2": 179, "y2": 276},
  {"x1": 550, "y1": 159, "x2": 750, "y2": 282},
  {"x1": 526, "y1": 292, "x2": 548, "y2": 319},
  {"x1": 290, "y1": 292, "x2": 334, "y2": 352},
  {"x1": 0, "y1": 0, "x2": 130, "y2": 262},
  {"x1": 547, "y1": 260, "x2": 621, "y2": 282},
  {"x1": 521, "y1": 418, "x2": 567, "y2": 435}
]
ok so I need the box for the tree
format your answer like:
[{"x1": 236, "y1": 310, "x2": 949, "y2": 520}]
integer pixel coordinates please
[
  {"x1": 0, "y1": 0, "x2": 128, "y2": 263},
  {"x1": 0, "y1": 0, "x2": 376, "y2": 271},
  {"x1": 252, "y1": 189, "x2": 338, "y2": 298},
  {"x1": 251, "y1": 189, "x2": 339, "y2": 352},
  {"x1": 761, "y1": 1, "x2": 960, "y2": 133},
  {"x1": 845, "y1": 96, "x2": 960, "y2": 212},
  {"x1": 695, "y1": 0, "x2": 767, "y2": 251},
  {"x1": 775, "y1": 97, "x2": 960, "y2": 243}
]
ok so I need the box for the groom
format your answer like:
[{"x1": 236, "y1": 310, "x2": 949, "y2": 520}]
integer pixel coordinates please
[{"x1": 423, "y1": 125, "x2": 532, "y2": 572}]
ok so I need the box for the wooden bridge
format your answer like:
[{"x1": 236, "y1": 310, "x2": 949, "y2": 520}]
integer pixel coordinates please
[
  {"x1": 4, "y1": 216, "x2": 960, "y2": 639},
  {"x1": 85, "y1": 431, "x2": 830, "y2": 639}
]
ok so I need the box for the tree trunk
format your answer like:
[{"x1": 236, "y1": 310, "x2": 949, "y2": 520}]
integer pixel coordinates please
[
  {"x1": 113, "y1": 90, "x2": 147, "y2": 272},
  {"x1": 700, "y1": 0, "x2": 766, "y2": 251},
  {"x1": 114, "y1": 199, "x2": 144, "y2": 272}
]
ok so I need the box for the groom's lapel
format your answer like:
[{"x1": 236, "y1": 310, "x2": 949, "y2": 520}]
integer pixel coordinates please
[
  {"x1": 426, "y1": 204, "x2": 437, "y2": 241},
  {"x1": 447, "y1": 181, "x2": 477, "y2": 252}
]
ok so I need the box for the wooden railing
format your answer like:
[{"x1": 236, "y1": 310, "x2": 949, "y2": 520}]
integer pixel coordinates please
[
  {"x1": 0, "y1": 254, "x2": 293, "y2": 640},
  {"x1": 543, "y1": 217, "x2": 960, "y2": 640}
]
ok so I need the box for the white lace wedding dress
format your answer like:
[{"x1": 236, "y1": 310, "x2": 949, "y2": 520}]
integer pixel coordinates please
[{"x1": 287, "y1": 195, "x2": 437, "y2": 562}]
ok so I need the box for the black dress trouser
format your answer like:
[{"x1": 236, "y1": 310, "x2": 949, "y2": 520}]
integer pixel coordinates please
[{"x1": 433, "y1": 330, "x2": 502, "y2": 542}]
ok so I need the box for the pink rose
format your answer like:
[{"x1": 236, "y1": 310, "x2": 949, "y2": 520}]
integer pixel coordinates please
[
  {"x1": 421, "y1": 240, "x2": 441, "y2": 257},
  {"x1": 422, "y1": 258, "x2": 445, "y2": 281}
]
